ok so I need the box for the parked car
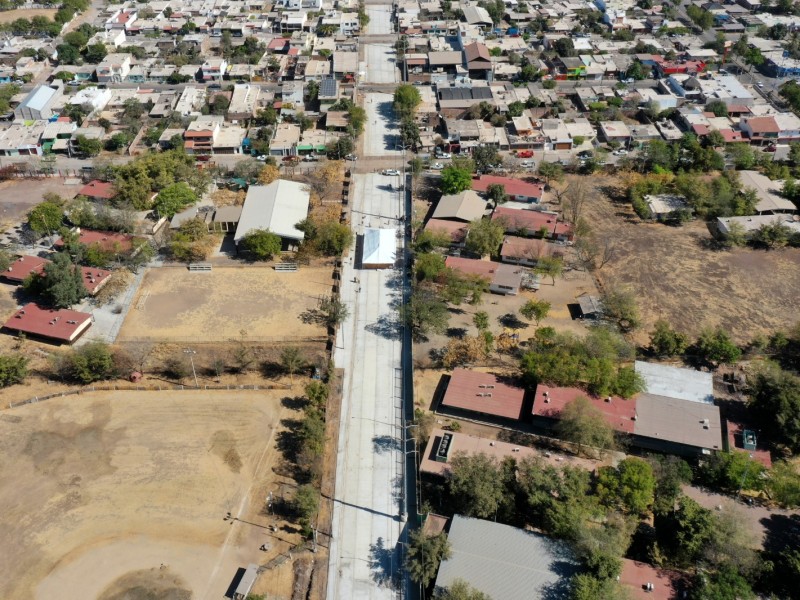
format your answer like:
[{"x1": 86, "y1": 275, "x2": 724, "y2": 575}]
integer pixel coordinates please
[
  {"x1": 255, "y1": 155, "x2": 267, "y2": 161},
  {"x1": 435, "y1": 151, "x2": 452, "y2": 159},
  {"x1": 345, "y1": 154, "x2": 358, "y2": 161},
  {"x1": 577, "y1": 150, "x2": 593, "y2": 159},
  {"x1": 520, "y1": 160, "x2": 535, "y2": 169},
  {"x1": 282, "y1": 155, "x2": 298, "y2": 162},
  {"x1": 516, "y1": 150, "x2": 534, "y2": 158},
  {"x1": 303, "y1": 154, "x2": 319, "y2": 162},
  {"x1": 431, "y1": 163, "x2": 444, "y2": 170},
  {"x1": 757, "y1": 81, "x2": 764, "y2": 88},
  {"x1": 612, "y1": 149, "x2": 628, "y2": 156},
  {"x1": 382, "y1": 169, "x2": 400, "y2": 176}
]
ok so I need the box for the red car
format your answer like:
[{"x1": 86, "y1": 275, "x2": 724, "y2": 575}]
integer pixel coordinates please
[{"x1": 516, "y1": 150, "x2": 534, "y2": 158}]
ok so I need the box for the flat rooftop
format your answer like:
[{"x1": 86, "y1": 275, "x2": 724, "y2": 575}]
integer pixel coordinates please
[{"x1": 439, "y1": 369, "x2": 527, "y2": 421}]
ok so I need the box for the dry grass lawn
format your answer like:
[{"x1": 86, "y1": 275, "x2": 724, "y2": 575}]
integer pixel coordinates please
[
  {"x1": 584, "y1": 175, "x2": 800, "y2": 345},
  {"x1": 0, "y1": 389, "x2": 308, "y2": 600},
  {"x1": 118, "y1": 266, "x2": 333, "y2": 343},
  {"x1": 0, "y1": 8, "x2": 57, "y2": 23}
]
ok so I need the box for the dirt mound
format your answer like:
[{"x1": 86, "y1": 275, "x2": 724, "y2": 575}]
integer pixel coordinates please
[{"x1": 100, "y1": 567, "x2": 192, "y2": 600}]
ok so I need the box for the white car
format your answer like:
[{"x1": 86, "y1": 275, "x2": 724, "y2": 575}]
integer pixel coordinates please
[
  {"x1": 436, "y1": 152, "x2": 452, "y2": 159},
  {"x1": 520, "y1": 160, "x2": 535, "y2": 168},
  {"x1": 757, "y1": 81, "x2": 764, "y2": 88},
  {"x1": 382, "y1": 169, "x2": 400, "y2": 176},
  {"x1": 613, "y1": 149, "x2": 628, "y2": 156},
  {"x1": 255, "y1": 155, "x2": 267, "y2": 161},
  {"x1": 431, "y1": 163, "x2": 444, "y2": 170},
  {"x1": 345, "y1": 154, "x2": 357, "y2": 161}
]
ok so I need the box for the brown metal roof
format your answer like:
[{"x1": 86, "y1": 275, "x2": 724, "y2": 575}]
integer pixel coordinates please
[{"x1": 440, "y1": 369, "x2": 526, "y2": 420}]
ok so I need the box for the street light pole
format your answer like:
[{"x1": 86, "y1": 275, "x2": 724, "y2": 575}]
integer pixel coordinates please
[{"x1": 184, "y1": 348, "x2": 198, "y2": 388}]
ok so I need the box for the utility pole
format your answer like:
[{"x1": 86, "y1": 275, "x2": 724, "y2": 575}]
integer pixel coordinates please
[{"x1": 184, "y1": 348, "x2": 198, "y2": 387}]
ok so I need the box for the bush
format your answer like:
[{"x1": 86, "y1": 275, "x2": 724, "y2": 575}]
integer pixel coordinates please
[
  {"x1": 0, "y1": 354, "x2": 29, "y2": 388},
  {"x1": 56, "y1": 342, "x2": 117, "y2": 384},
  {"x1": 239, "y1": 228, "x2": 282, "y2": 261}
]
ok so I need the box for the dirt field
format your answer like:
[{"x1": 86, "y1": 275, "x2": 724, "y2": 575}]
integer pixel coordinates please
[
  {"x1": 118, "y1": 266, "x2": 333, "y2": 343},
  {"x1": 584, "y1": 175, "x2": 800, "y2": 345},
  {"x1": 0, "y1": 389, "x2": 308, "y2": 600},
  {"x1": 0, "y1": 178, "x2": 83, "y2": 231},
  {"x1": 0, "y1": 8, "x2": 57, "y2": 23}
]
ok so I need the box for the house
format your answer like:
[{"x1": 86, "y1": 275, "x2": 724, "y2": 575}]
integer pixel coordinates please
[
  {"x1": 599, "y1": 120, "x2": 631, "y2": 145},
  {"x1": 78, "y1": 180, "x2": 116, "y2": 202},
  {"x1": 360, "y1": 228, "x2": 395, "y2": 269},
  {"x1": 576, "y1": 293, "x2": 602, "y2": 319},
  {"x1": 421, "y1": 430, "x2": 538, "y2": 477},
  {"x1": 463, "y1": 42, "x2": 492, "y2": 79},
  {"x1": 70, "y1": 87, "x2": 112, "y2": 112},
  {"x1": 1, "y1": 255, "x2": 49, "y2": 284},
  {"x1": 423, "y1": 219, "x2": 468, "y2": 246},
  {"x1": 716, "y1": 214, "x2": 800, "y2": 238},
  {"x1": 235, "y1": 180, "x2": 310, "y2": 250},
  {"x1": 95, "y1": 53, "x2": 132, "y2": 83},
  {"x1": 635, "y1": 360, "x2": 714, "y2": 404},
  {"x1": 499, "y1": 236, "x2": 561, "y2": 267},
  {"x1": 183, "y1": 115, "x2": 222, "y2": 155},
  {"x1": 68, "y1": 127, "x2": 104, "y2": 157},
  {"x1": 741, "y1": 113, "x2": 800, "y2": 146},
  {"x1": 0, "y1": 122, "x2": 46, "y2": 157},
  {"x1": 473, "y1": 176, "x2": 543, "y2": 203},
  {"x1": 540, "y1": 118, "x2": 573, "y2": 150},
  {"x1": 438, "y1": 368, "x2": 528, "y2": 423},
  {"x1": 2, "y1": 303, "x2": 93, "y2": 345},
  {"x1": 270, "y1": 123, "x2": 301, "y2": 156},
  {"x1": 737, "y1": 170, "x2": 796, "y2": 214},
  {"x1": 491, "y1": 207, "x2": 573, "y2": 241},
  {"x1": 632, "y1": 393, "x2": 723, "y2": 456},
  {"x1": 644, "y1": 194, "x2": 690, "y2": 220},
  {"x1": 434, "y1": 516, "x2": 578, "y2": 600},
  {"x1": 532, "y1": 385, "x2": 637, "y2": 434},
  {"x1": 201, "y1": 58, "x2": 228, "y2": 82},
  {"x1": 317, "y1": 76, "x2": 339, "y2": 110},
  {"x1": 175, "y1": 86, "x2": 206, "y2": 117},
  {"x1": 54, "y1": 229, "x2": 135, "y2": 254},
  {"x1": 431, "y1": 190, "x2": 486, "y2": 223},
  {"x1": 13, "y1": 83, "x2": 62, "y2": 121},
  {"x1": 445, "y1": 256, "x2": 522, "y2": 296}
]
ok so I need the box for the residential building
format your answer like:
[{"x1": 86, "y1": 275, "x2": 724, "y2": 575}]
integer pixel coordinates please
[
  {"x1": 13, "y1": 83, "x2": 62, "y2": 121},
  {"x1": 235, "y1": 179, "x2": 310, "y2": 249},
  {"x1": 492, "y1": 207, "x2": 573, "y2": 241},
  {"x1": 2, "y1": 303, "x2": 93, "y2": 345},
  {"x1": 431, "y1": 190, "x2": 486, "y2": 222},
  {"x1": 183, "y1": 115, "x2": 222, "y2": 155},
  {"x1": 444, "y1": 256, "x2": 523, "y2": 296},
  {"x1": 473, "y1": 176, "x2": 544, "y2": 203},
  {"x1": 228, "y1": 84, "x2": 260, "y2": 121},
  {"x1": 175, "y1": 86, "x2": 207, "y2": 117},
  {"x1": 499, "y1": 236, "x2": 562, "y2": 267},
  {"x1": 95, "y1": 53, "x2": 132, "y2": 83},
  {"x1": 0, "y1": 121, "x2": 46, "y2": 156},
  {"x1": 437, "y1": 368, "x2": 529, "y2": 423},
  {"x1": 70, "y1": 86, "x2": 112, "y2": 112},
  {"x1": 737, "y1": 170, "x2": 796, "y2": 214},
  {"x1": 201, "y1": 58, "x2": 228, "y2": 82},
  {"x1": 270, "y1": 123, "x2": 301, "y2": 156}
]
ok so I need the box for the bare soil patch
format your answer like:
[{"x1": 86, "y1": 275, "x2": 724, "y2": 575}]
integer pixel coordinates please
[
  {"x1": 584, "y1": 174, "x2": 800, "y2": 344},
  {"x1": 0, "y1": 8, "x2": 57, "y2": 23},
  {"x1": 0, "y1": 178, "x2": 82, "y2": 229},
  {"x1": 0, "y1": 390, "x2": 305, "y2": 600},
  {"x1": 117, "y1": 266, "x2": 333, "y2": 343}
]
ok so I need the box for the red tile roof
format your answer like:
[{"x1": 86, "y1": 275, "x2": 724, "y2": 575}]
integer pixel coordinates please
[
  {"x1": 744, "y1": 116, "x2": 780, "y2": 133},
  {"x1": 532, "y1": 385, "x2": 637, "y2": 434},
  {"x1": 79, "y1": 266, "x2": 112, "y2": 295},
  {"x1": 492, "y1": 207, "x2": 573, "y2": 238},
  {"x1": 55, "y1": 229, "x2": 134, "y2": 253},
  {"x1": 720, "y1": 129, "x2": 743, "y2": 142},
  {"x1": 3, "y1": 303, "x2": 92, "y2": 344},
  {"x1": 78, "y1": 180, "x2": 116, "y2": 200},
  {"x1": 692, "y1": 124, "x2": 710, "y2": 136},
  {"x1": 441, "y1": 369, "x2": 527, "y2": 420},
  {"x1": 444, "y1": 256, "x2": 497, "y2": 279},
  {"x1": 268, "y1": 38, "x2": 289, "y2": 50},
  {"x1": 619, "y1": 559, "x2": 685, "y2": 600},
  {"x1": 473, "y1": 175, "x2": 544, "y2": 200},
  {"x1": 500, "y1": 236, "x2": 561, "y2": 260},
  {"x1": 1, "y1": 255, "x2": 48, "y2": 283},
  {"x1": 424, "y1": 218, "x2": 468, "y2": 243}
]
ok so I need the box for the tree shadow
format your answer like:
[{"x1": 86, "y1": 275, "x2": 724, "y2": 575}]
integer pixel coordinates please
[
  {"x1": 446, "y1": 327, "x2": 468, "y2": 338},
  {"x1": 275, "y1": 418, "x2": 304, "y2": 462},
  {"x1": 261, "y1": 360, "x2": 284, "y2": 379},
  {"x1": 366, "y1": 314, "x2": 403, "y2": 340},
  {"x1": 299, "y1": 307, "x2": 328, "y2": 325},
  {"x1": 761, "y1": 513, "x2": 800, "y2": 555},
  {"x1": 499, "y1": 312, "x2": 527, "y2": 330},
  {"x1": 281, "y1": 395, "x2": 308, "y2": 411},
  {"x1": 369, "y1": 536, "x2": 400, "y2": 589},
  {"x1": 372, "y1": 434, "x2": 401, "y2": 454}
]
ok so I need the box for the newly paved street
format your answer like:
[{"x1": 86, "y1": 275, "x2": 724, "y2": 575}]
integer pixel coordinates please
[
  {"x1": 362, "y1": 43, "x2": 401, "y2": 84},
  {"x1": 326, "y1": 83, "x2": 410, "y2": 596}
]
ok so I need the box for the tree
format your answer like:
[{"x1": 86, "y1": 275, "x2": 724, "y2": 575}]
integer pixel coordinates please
[
  {"x1": 393, "y1": 84, "x2": 422, "y2": 118},
  {"x1": 56, "y1": 43, "x2": 80, "y2": 64},
  {"x1": 600, "y1": 287, "x2": 640, "y2": 332},
  {"x1": 239, "y1": 228, "x2": 282, "y2": 261},
  {"x1": 555, "y1": 397, "x2": 616, "y2": 454},
  {"x1": 280, "y1": 346, "x2": 306, "y2": 384},
  {"x1": 596, "y1": 457, "x2": 655, "y2": 515},
  {"x1": 24, "y1": 252, "x2": 88, "y2": 308},
  {"x1": 257, "y1": 164, "x2": 280, "y2": 185},
  {"x1": 75, "y1": 135, "x2": 102, "y2": 157},
  {"x1": 748, "y1": 365, "x2": 800, "y2": 453},
  {"x1": 315, "y1": 221, "x2": 353, "y2": 256},
  {"x1": 691, "y1": 566, "x2": 755, "y2": 600},
  {"x1": 649, "y1": 455, "x2": 693, "y2": 514},
  {"x1": 485, "y1": 183, "x2": 507, "y2": 206},
  {"x1": 447, "y1": 452, "x2": 504, "y2": 518},
  {"x1": 0, "y1": 249, "x2": 10, "y2": 273},
  {"x1": 554, "y1": 37, "x2": 575, "y2": 57},
  {"x1": 0, "y1": 354, "x2": 29, "y2": 388},
  {"x1": 570, "y1": 574, "x2": 627, "y2": 600},
  {"x1": 705, "y1": 100, "x2": 728, "y2": 118},
  {"x1": 305, "y1": 380, "x2": 329, "y2": 412},
  {"x1": 520, "y1": 299, "x2": 550, "y2": 327},
  {"x1": 440, "y1": 165, "x2": 473, "y2": 195},
  {"x1": 293, "y1": 484, "x2": 319, "y2": 537},
  {"x1": 401, "y1": 287, "x2": 450, "y2": 340},
  {"x1": 153, "y1": 182, "x2": 198, "y2": 218},
  {"x1": 436, "y1": 579, "x2": 490, "y2": 600},
  {"x1": 753, "y1": 221, "x2": 791, "y2": 249},
  {"x1": 538, "y1": 161, "x2": 564, "y2": 187},
  {"x1": 84, "y1": 42, "x2": 108, "y2": 63},
  {"x1": 57, "y1": 341, "x2": 116, "y2": 383},
  {"x1": 534, "y1": 256, "x2": 563, "y2": 286},
  {"x1": 473, "y1": 311, "x2": 490, "y2": 331},
  {"x1": 654, "y1": 495, "x2": 714, "y2": 566},
  {"x1": 415, "y1": 252, "x2": 446, "y2": 282},
  {"x1": 649, "y1": 319, "x2": 689, "y2": 356},
  {"x1": 317, "y1": 295, "x2": 349, "y2": 327},
  {"x1": 405, "y1": 529, "x2": 451, "y2": 588},
  {"x1": 472, "y1": 145, "x2": 500, "y2": 173},
  {"x1": 465, "y1": 218, "x2": 504, "y2": 257},
  {"x1": 28, "y1": 201, "x2": 63, "y2": 235},
  {"x1": 694, "y1": 327, "x2": 741, "y2": 366}
]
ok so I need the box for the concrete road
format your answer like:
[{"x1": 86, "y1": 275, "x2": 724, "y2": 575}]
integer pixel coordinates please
[
  {"x1": 363, "y1": 93, "x2": 403, "y2": 159},
  {"x1": 362, "y1": 43, "x2": 400, "y2": 85},
  {"x1": 327, "y1": 96, "x2": 410, "y2": 598},
  {"x1": 365, "y1": 4, "x2": 395, "y2": 35}
]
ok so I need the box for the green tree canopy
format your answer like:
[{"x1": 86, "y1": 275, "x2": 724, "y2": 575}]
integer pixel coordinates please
[
  {"x1": 694, "y1": 327, "x2": 741, "y2": 367},
  {"x1": 56, "y1": 341, "x2": 117, "y2": 383},
  {"x1": 24, "y1": 251, "x2": 88, "y2": 308},
  {"x1": 401, "y1": 287, "x2": 450, "y2": 340},
  {"x1": 472, "y1": 145, "x2": 500, "y2": 173},
  {"x1": 441, "y1": 165, "x2": 473, "y2": 195},
  {"x1": 465, "y1": 218, "x2": 504, "y2": 257},
  {"x1": 28, "y1": 201, "x2": 63, "y2": 235},
  {"x1": 649, "y1": 319, "x2": 689, "y2": 357},
  {"x1": 239, "y1": 229, "x2": 282, "y2": 261},
  {"x1": 596, "y1": 457, "x2": 655, "y2": 515},
  {"x1": 436, "y1": 579, "x2": 490, "y2": 600},
  {"x1": 0, "y1": 354, "x2": 29, "y2": 388},
  {"x1": 748, "y1": 364, "x2": 800, "y2": 454},
  {"x1": 405, "y1": 529, "x2": 451, "y2": 588},
  {"x1": 447, "y1": 452, "x2": 504, "y2": 519},
  {"x1": 520, "y1": 299, "x2": 550, "y2": 327},
  {"x1": 555, "y1": 396, "x2": 616, "y2": 454},
  {"x1": 393, "y1": 84, "x2": 422, "y2": 118},
  {"x1": 153, "y1": 182, "x2": 198, "y2": 218},
  {"x1": 654, "y1": 495, "x2": 714, "y2": 567}
]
